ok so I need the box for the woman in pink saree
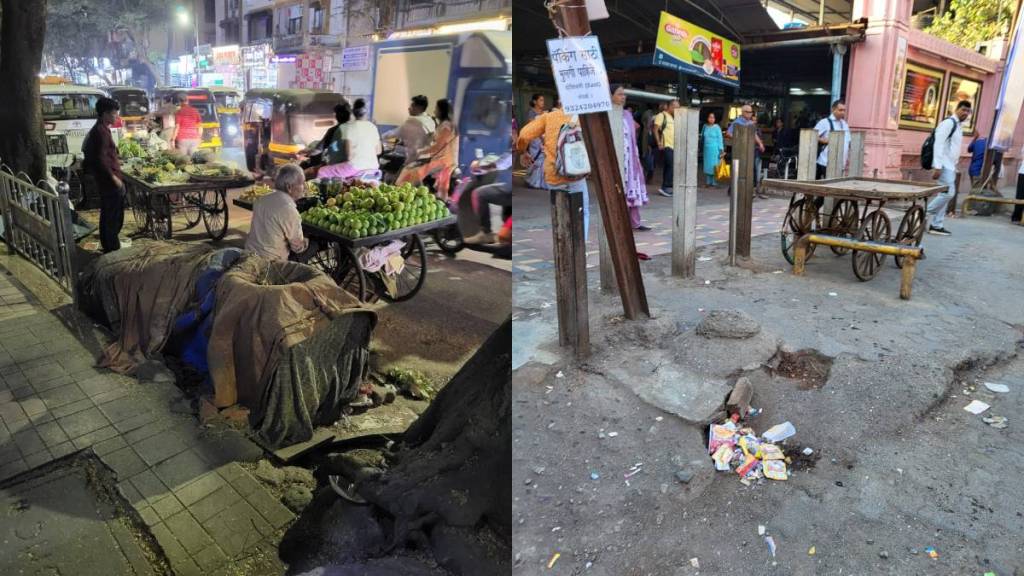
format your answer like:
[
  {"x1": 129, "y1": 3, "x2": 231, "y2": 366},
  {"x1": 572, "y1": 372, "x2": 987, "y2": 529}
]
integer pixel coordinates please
[{"x1": 610, "y1": 85, "x2": 650, "y2": 231}]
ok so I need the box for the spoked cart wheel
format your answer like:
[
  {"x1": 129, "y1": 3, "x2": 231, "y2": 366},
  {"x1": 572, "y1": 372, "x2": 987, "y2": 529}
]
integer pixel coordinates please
[
  {"x1": 129, "y1": 185, "x2": 149, "y2": 230},
  {"x1": 851, "y1": 210, "x2": 892, "y2": 281},
  {"x1": 150, "y1": 194, "x2": 172, "y2": 240},
  {"x1": 781, "y1": 195, "x2": 819, "y2": 265},
  {"x1": 894, "y1": 205, "x2": 925, "y2": 269},
  {"x1": 178, "y1": 191, "x2": 203, "y2": 230},
  {"x1": 201, "y1": 189, "x2": 229, "y2": 241},
  {"x1": 826, "y1": 199, "x2": 859, "y2": 255},
  {"x1": 431, "y1": 224, "x2": 464, "y2": 256},
  {"x1": 381, "y1": 234, "x2": 427, "y2": 303},
  {"x1": 337, "y1": 243, "x2": 367, "y2": 303}
]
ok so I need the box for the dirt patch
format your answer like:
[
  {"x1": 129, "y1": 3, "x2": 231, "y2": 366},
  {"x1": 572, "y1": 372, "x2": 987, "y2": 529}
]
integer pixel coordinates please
[{"x1": 773, "y1": 348, "x2": 833, "y2": 390}]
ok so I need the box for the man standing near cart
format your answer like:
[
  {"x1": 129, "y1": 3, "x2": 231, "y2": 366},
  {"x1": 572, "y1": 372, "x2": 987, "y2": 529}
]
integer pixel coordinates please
[
  {"x1": 172, "y1": 93, "x2": 203, "y2": 157},
  {"x1": 814, "y1": 99, "x2": 849, "y2": 180},
  {"x1": 82, "y1": 97, "x2": 125, "y2": 253},
  {"x1": 926, "y1": 100, "x2": 972, "y2": 236}
]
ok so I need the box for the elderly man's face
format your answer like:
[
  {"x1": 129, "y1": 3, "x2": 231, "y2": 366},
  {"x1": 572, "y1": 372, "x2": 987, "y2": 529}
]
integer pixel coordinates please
[{"x1": 741, "y1": 106, "x2": 753, "y2": 119}]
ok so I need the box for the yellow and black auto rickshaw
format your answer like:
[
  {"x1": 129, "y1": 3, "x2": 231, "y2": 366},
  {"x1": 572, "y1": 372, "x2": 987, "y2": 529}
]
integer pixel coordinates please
[
  {"x1": 241, "y1": 88, "x2": 346, "y2": 173},
  {"x1": 152, "y1": 86, "x2": 222, "y2": 151},
  {"x1": 106, "y1": 86, "x2": 150, "y2": 138},
  {"x1": 208, "y1": 86, "x2": 243, "y2": 147}
]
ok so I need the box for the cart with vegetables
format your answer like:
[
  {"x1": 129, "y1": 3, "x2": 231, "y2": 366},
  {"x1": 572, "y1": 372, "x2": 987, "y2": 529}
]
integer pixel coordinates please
[
  {"x1": 121, "y1": 148, "x2": 253, "y2": 241},
  {"x1": 234, "y1": 181, "x2": 454, "y2": 302}
]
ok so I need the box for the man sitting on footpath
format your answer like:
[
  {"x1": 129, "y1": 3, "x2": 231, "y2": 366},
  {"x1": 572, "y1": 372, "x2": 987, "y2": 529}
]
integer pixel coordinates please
[
  {"x1": 814, "y1": 99, "x2": 849, "y2": 180},
  {"x1": 927, "y1": 100, "x2": 972, "y2": 236},
  {"x1": 245, "y1": 164, "x2": 318, "y2": 263}
]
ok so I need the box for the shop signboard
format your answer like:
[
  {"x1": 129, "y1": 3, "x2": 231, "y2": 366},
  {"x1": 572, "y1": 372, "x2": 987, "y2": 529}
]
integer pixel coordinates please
[
  {"x1": 991, "y1": 11, "x2": 1024, "y2": 151},
  {"x1": 899, "y1": 62, "x2": 944, "y2": 131},
  {"x1": 944, "y1": 75, "x2": 982, "y2": 134},
  {"x1": 546, "y1": 35, "x2": 611, "y2": 115},
  {"x1": 213, "y1": 45, "x2": 241, "y2": 67},
  {"x1": 653, "y1": 11, "x2": 740, "y2": 89},
  {"x1": 888, "y1": 36, "x2": 908, "y2": 129},
  {"x1": 340, "y1": 45, "x2": 371, "y2": 71}
]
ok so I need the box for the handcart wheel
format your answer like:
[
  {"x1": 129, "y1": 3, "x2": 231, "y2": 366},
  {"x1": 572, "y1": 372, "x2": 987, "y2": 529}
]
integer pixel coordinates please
[
  {"x1": 201, "y1": 189, "x2": 229, "y2": 241},
  {"x1": 851, "y1": 209, "x2": 892, "y2": 281},
  {"x1": 382, "y1": 234, "x2": 426, "y2": 303},
  {"x1": 431, "y1": 224, "x2": 464, "y2": 256},
  {"x1": 894, "y1": 205, "x2": 925, "y2": 269},
  {"x1": 826, "y1": 199, "x2": 859, "y2": 256},
  {"x1": 179, "y1": 191, "x2": 202, "y2": 230},
  {"x1": 130, "y1": 186, "x2": 149, "y2": 230},
  {"x1": 337, "y1": 243, "x2": 368, "y2": 303},
  {"x1": 150, "y1": 194, "x2": 172, "y2": 240},
  {"x1": 781, "y1": 198, "x2": 817, "y2": 265}
]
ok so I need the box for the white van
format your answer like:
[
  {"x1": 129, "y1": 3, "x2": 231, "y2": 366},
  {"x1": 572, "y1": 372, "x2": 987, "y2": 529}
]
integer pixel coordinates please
[{"x1": 40, "y1": 83, "x2": 113, "y2": 168}]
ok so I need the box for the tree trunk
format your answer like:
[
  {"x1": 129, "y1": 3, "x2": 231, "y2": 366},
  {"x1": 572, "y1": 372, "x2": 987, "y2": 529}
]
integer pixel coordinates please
[
  {"x1": 0, "y1": 0, "x2": 48, "y2": 181},
  {"x1": 281, "y1": 317, "x2": 512, "y2": 576}
]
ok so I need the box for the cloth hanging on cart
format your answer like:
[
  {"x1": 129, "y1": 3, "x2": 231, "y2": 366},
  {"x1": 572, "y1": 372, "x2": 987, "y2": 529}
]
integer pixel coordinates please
[{"x1": 359, "y1": 239, "x2": 406, "y2": 275}]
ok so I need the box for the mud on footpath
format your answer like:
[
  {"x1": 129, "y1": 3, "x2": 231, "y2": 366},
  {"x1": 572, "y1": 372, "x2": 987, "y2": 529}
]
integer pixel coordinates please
[{"x1": 513, "y1": 216, "x2": 1024, "y2": 575}]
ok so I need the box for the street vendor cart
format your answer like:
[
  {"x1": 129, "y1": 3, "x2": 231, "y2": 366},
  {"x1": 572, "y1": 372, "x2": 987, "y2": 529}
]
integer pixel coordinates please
[
  {"x1": 761, "y1": 177, "x2": 946, "y2": 281},
  {"x1": 233, "y1": 197, "x2": 454, "y2": 302},
  {"x1": 125, "y1": 174, "x2": 253, "y2": 241}
]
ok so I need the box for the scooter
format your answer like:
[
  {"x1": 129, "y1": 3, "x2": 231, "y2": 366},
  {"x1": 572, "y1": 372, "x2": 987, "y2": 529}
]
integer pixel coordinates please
[{"x1": 428, "y1": 155, "x2": 511, "y2": 260}]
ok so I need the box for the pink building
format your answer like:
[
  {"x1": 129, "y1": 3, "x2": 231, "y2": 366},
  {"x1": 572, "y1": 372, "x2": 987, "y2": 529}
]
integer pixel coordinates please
[{"x1": 847, "y1": 0, "x2": 1024, "y2": 184}]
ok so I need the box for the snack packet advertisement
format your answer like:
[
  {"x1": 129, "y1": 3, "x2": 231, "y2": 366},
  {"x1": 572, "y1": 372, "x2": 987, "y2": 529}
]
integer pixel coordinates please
[{"x1": 653, "y1": 11, "x2": 741, "y2": 88}]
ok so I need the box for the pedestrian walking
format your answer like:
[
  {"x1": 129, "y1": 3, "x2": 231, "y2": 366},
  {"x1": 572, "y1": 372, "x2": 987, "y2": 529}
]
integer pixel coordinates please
[
  {"x1": 82, "y1": 97, "x2": 125, "y2": 253},
  {"x1": 701, "y1": 112, "x2": 724, "y2": 188},
  {"x1": 523, "y1": 94, "x2": 548, "y2": 190},
  {"x1": 609, "y1": 86, "x2": 650, "y2": 231},
  {"x1": 814, "y1": 99, "x2": 849, "y2": 180},
  {"x1": 1012, "y1": 144, "x2": 1024, "y2": 223},
  {"x1": 654, "y1": 99, "x2": 679, "y2": 197},
  {"x1": 515, "y1": 97, "x2": 590, "y2": 242},
  {"x1": 926, "y1": 100, "x2": 972, "y2": 236}
]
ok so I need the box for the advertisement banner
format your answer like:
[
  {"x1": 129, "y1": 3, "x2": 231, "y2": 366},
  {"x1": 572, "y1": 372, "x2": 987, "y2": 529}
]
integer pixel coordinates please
[
  {"x1": 340, "y1": 46, "x2": 371, "y2": 71},
  {"x1": 546, "y1": 36, "x2": 611, "y2": 115},
  {"x1": 991, "y1": 11, "x2": 1024, "y2": 151},
  {"x1": 653, "y1": 11, "x2": 740, "y2": 88},
  {"x1": 888, "y1": 36, "x2": 908, "y2": 129},
  {"x1": 899, "y1": 62, "x2": 944, "y2": 131},
  {"x1": 944, "y1": 75, "x2": 982, "y2": 134}
]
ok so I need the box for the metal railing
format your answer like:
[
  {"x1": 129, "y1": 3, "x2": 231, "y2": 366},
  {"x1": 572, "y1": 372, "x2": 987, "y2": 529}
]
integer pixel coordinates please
[{"x1": 0, "y1": 162, "x2": 78, "y2": 301}]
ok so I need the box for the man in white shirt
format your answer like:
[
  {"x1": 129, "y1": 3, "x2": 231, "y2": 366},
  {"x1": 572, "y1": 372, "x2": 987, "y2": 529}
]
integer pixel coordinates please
[
  {"x1": 814, "y1": 99, "x2": 850, "y2": 180},
  {"x1": 382, "y1": 95, "x2": 437, "y2": 167},
  {"x1": 245, "y1": 164, "x2": 317, "y2": 262},
  {"x1": 927, "y1": 100, "x2": 972, "y2": 235}
]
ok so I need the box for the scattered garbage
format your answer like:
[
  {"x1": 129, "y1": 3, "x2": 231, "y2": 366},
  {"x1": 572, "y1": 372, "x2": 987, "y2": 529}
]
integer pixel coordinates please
[
  {"x1": 590, "y1": 471, "x2": 600, "y2": 480},
  {"x1": 925, "y1": 546, "x2": 938, "y2": 559},
  {"x1": 964, "y1": 400, "x2": 991, "y2": 415},
  {"x1": 802, "y1": 447, "x2": 814, "y2": 456},
  {"x1": 773, "y1": 270, "x2": 783, "y2": 274},
  {"x1": 689, "y1": 557, "x2": 700, "y2": 568},
  {"x1": 879, "y1": 550, "x2": 889, "y2": 559},
  {"x1": 698, "y1": 256, "x2": 713, "y2": 262},
  {"x1": 983, "y1": 382, "x2": 1010, "y2": 393},
  {"x1": 758, "y1": 525, "x2": 766, "y2": 536},
  {"x1": 624, "y1": 463, "x2": 643, "y2": 479},
  {"x1": 607, "y1": 431, "x2": 619, "y2": 438},
  {"x1": 763, "y1": 460, "x2": 788, "y2": 480},
  {"x1": 828, "y1": 292, "x2": 838, "y2": 297},
  {"x1": 705, "y1": 280, "x2": 711, "y2": 285},
  {"x1": 707, "y1": 418, "x2": 795, "y2": 483},
  {"x1": 983, "y1": 415, "x2": 1009, "y2": 429},
  {"x1": 808, "y1": 546, "x2": 816, "y2": 556},
  {"x1": 655, "y1": 416, "x2": 663, "y2": 422},
  {"x1": 763, "y1": 421, "x2": 797, "y2": 442},
  {"x1": 556, "y1": 371, "x2": 565, "y2": 378},
  {"x1": 765, "y1": 536, "x2": 777, "y2": 557},
  {"x1": 547, "y1": 552, "x2": 561, "y2": 568}
]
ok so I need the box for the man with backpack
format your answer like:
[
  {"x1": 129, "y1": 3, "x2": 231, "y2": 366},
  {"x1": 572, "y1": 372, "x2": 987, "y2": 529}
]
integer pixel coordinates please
[
  {"x1": 924, "y1": 100, "x2": 972, "y2": 236},
  {"x1": 516, "y1": 97, "x2": 590, "y2": 242},
  {"x1": 814, "y1": 99, "x2": 849, "y2": 180},
  {"x1": 654, "y1": 99, "x2": 680, "y2": 197}
]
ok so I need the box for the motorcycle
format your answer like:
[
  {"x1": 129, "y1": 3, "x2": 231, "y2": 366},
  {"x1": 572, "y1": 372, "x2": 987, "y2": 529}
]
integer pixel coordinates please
[{"x1": 428, "y1": 154, "x2": 511, "y2": 260}]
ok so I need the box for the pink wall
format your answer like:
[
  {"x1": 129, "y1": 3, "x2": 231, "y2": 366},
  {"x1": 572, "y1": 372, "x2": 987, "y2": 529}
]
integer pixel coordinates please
[{"x1": 847, "y1": 0, "x2": 1023, "y2": 186}]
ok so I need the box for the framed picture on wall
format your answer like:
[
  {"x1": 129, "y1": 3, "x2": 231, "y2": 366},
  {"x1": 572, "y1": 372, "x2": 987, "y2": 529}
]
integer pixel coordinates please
[
  {"x1": 899, "y1": 62, "x2": 945, "y2": 130},
  {"x1": 945, "y1": 75, "x2": 982, "y2": 134}
]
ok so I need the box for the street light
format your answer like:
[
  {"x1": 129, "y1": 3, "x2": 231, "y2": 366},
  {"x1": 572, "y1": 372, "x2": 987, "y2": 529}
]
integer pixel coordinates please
[{"x1": 175, "y1": 5, "x2": 200, "y2": 86}]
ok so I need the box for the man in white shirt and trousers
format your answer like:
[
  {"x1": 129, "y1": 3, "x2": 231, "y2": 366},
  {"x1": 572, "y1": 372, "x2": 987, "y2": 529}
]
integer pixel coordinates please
[
  {"x1": 927, "y1": 100, "x2": 973, "y2": 236},
  {"x1": 814, "y1": 99, "x2": 850, "y2": 180}
]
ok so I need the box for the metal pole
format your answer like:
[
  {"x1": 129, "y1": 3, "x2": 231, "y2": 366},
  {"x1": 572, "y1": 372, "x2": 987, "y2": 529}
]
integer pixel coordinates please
[
  {"x1": 831, "y1": 45, "x2": 846, "y2": 102},
  {"x1": 729, "y1": 159, "x2": 739, "y2": 266}
]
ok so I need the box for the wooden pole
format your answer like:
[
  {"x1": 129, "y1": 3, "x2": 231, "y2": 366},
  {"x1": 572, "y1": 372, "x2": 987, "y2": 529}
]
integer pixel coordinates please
[
  {"x1": 797, "y1": 128, "x2": 817, "y2": 181},
  {"x1": 672, "y1": 106, "x2": 699, "y2": 277},
  {"x1": 598, "y1": 219, "x2": 616, "y2": 292},
  {"x1": 552, "y1": 0, "x2": 649, "y2": 320},
  {"x1": 550, "y1": 190, "x2": 590, "y2": 358},
  {"x1": 733, "y1": 123, "x2": 755, "y2": 257},
  {"x1": 847, "y1": 131, "x2": 865, "y2": 177},
  {"x1": 826, "y1": 131, "x2": 845, "y2": 178}
]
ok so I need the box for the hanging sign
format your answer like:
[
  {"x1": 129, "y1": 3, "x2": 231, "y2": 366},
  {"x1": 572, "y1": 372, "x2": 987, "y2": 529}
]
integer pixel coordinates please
[
  {"x1": 653, "y1": 11, "x2": 741, "y2": 88},
  {"x1": 546, "y1": 35, "x2": 611, "y2": 115}
]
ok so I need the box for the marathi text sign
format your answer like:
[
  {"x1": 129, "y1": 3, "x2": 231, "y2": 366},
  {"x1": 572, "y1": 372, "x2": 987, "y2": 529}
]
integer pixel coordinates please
[
  {"x1": 653, "y1": 11, "x2": 740, "y2": 89},
  {"x1": 546, "y1": 36, "x2": 611, "y2": 115},
  {"x1": 340, "y1": 46, "x2": 370, "y2": 71}
]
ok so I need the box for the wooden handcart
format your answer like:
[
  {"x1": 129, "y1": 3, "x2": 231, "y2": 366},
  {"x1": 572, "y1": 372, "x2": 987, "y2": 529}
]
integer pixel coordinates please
[
  {"x1": 124, "y1": 174, "x2": 252, "y2": 241},
  {"x1": 761, "y1": 177, "x2": 946, "y2": 281},
  {"x1": 233, "y1": 197, "x2": 454, "y2": 303}
]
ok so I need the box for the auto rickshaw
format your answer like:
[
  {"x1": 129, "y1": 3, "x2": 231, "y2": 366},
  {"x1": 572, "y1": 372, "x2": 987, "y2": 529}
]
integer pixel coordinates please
[
  {"x1": 208, "y1": 86, "x2": 243, "y2": 147},
  {"x1": 152, "y1": 86, "x2": 222, "y2": 151},
  {"x1": 105, "y1": 86, "x2": 151, "y2": 139},
  {"x1": 241, "y1": 88, "x2": 346, "y2": 173}
]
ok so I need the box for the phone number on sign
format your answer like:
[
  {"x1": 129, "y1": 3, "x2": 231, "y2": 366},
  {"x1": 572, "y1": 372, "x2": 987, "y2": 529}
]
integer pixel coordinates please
[{"x1": 565, "y1": 101, "x2": 609, "y2": 113}]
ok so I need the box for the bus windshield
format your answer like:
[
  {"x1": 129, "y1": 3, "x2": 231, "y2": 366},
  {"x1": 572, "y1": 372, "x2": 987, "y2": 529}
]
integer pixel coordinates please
[{"x1": 41, "y1": 93, "x2": 101, "y2": 121}]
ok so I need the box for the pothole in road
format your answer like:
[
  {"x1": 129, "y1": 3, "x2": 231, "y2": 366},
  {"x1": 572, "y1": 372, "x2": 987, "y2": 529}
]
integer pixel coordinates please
[{"x1": 773, "y1": 348, "x2": 834, "y2": 390}]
